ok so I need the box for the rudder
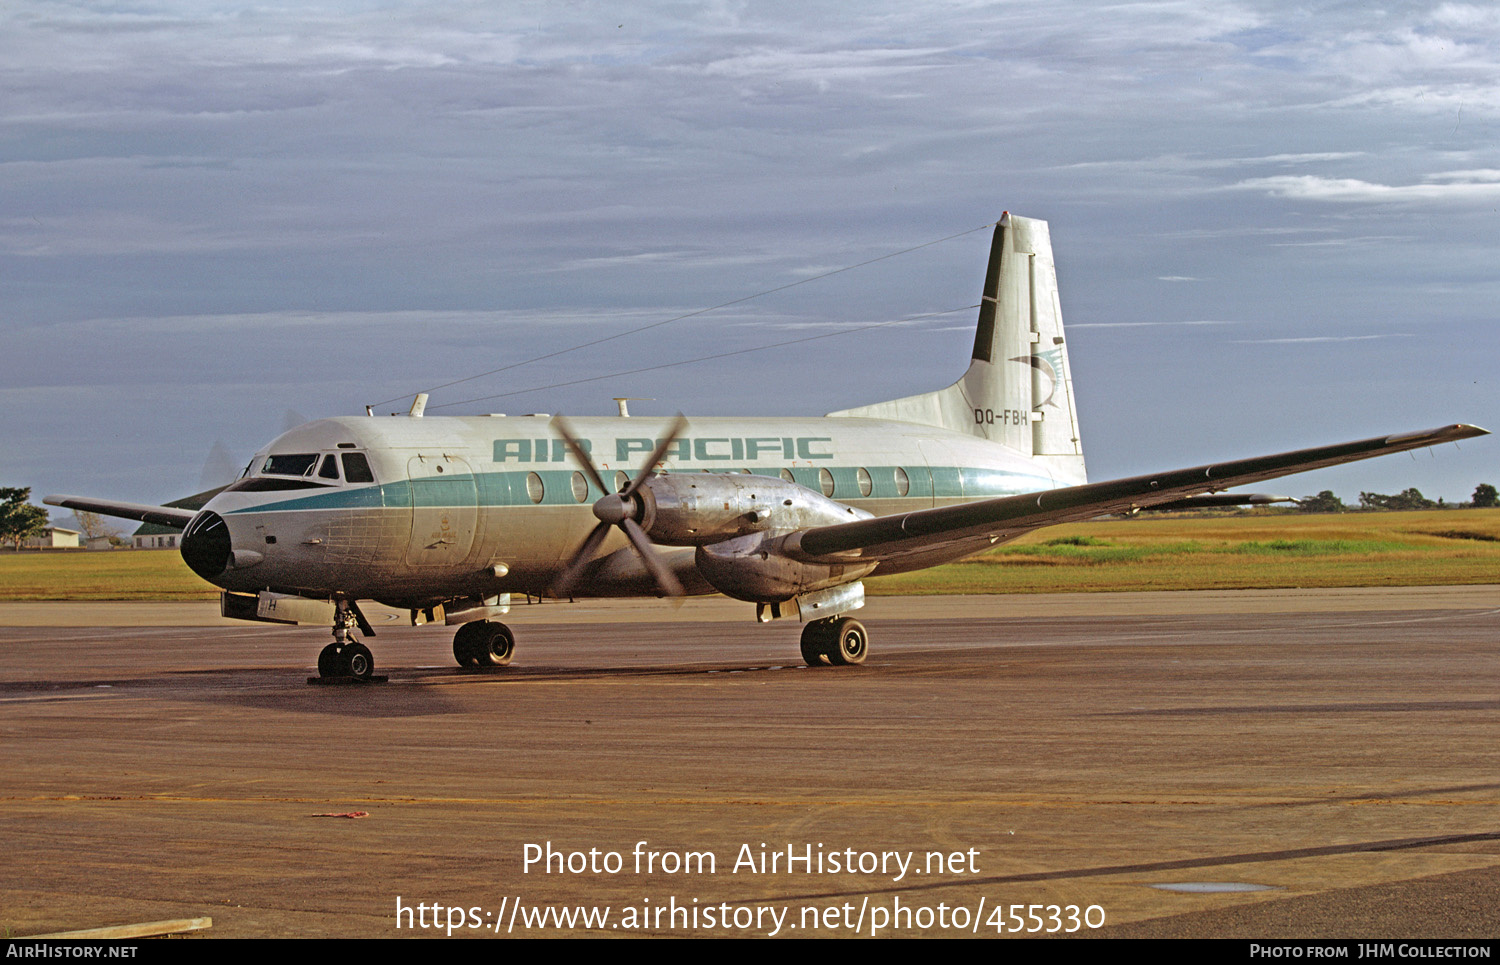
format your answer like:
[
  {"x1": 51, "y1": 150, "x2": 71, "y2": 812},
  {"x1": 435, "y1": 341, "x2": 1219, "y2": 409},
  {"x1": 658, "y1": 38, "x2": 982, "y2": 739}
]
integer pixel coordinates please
[{"x1": 828, "y1": 213, "x2": 1086, "y2": 483}]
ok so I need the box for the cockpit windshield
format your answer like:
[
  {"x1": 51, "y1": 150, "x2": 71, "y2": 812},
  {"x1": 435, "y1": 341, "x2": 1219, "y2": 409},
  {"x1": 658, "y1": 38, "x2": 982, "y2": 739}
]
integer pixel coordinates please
[
  {"x1": 230, "y1": 450, "x2": 374, "y2": 491},
  {"x1": 262, "y1": 453, "x2": 319, "y2": 477},
  {"x1": 341, "y1": 452, "x2": 375, "y2": 483}
]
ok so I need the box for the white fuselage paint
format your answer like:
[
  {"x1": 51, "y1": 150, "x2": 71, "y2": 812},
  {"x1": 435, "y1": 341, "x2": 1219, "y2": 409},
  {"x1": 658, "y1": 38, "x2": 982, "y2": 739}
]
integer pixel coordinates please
[{"x1": 203, "y1": 413, "x2": 1080, "y2": 608}]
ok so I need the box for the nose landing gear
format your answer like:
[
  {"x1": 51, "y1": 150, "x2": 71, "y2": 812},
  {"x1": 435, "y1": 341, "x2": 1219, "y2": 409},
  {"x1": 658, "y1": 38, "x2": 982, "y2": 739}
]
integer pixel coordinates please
[{"x1": 311, "y1": 599, "x2": 386, "y2": 684}]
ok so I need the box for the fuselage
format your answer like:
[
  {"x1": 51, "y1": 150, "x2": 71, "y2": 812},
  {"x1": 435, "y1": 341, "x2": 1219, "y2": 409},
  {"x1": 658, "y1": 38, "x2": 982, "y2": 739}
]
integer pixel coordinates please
[{"x1": 183, "y1": 412, "x2": 1083, "y2": 608}]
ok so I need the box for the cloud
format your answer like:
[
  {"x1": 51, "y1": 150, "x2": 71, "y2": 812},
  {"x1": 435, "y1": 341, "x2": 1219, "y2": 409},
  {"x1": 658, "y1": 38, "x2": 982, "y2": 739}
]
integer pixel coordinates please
[
  {"x1": 744, "y1": 308, "x2": 972, "y2": 331},
  {"x1": 24, "y1": 307, "x2": 679, "y2": 337},
  {"x1": 5, "y1": 1, "x2": 1499, "y2": 504},
  {"x1": 1233, "y1": 334, "x2": 1416, "y2": 344},
  {"x1": 1266, "y1": 236, "x2": 1403, "y2": 248},
  {"x1": 1069, "y1": 320, "x2": 1239, "y2": 329},
  {"x1": 1428, "y1": 168, "x2": 1500, "y2": 181},
  {"x1": 1233, "y1": 171, "x2": 1500, "y2": 203},
  {"x1": 1060, "y1": 152, "x2": 1364, "y2": 174},
  {"x1": 1431, "y1": 3, "x2": 1500, "y2": 30}
]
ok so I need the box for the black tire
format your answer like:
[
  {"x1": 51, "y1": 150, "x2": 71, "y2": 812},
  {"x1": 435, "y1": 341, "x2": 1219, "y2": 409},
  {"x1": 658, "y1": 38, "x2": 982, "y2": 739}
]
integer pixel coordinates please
[
  {"x1": 343, "y1": 642, "x2": 375, "y2": 680},
  {"x1": 827, "y1": 617, "x2": 867, "y2": 666},
  {"x1": 453, "y1": 622, "x2": 484, "y2": 668},
  {"x1": 317, "y1": 644, "x2": 343, "y2": 678},
  {"x1": 800, "y1": 621, "x2": 832, "y2": 667},
  {"x1": 474, "y1": 622, "x2": 515, "y2": 667}
]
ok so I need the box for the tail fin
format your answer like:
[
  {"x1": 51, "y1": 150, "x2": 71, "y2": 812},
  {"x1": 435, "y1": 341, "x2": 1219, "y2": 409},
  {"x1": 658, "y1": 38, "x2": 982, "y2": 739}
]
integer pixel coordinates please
[{"x1": 827, "y1": 212, "x2": 1086, "y2": 483}]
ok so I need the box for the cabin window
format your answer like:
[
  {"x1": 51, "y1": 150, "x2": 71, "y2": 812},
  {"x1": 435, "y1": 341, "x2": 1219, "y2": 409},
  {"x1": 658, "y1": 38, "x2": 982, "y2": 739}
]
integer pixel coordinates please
[
  {"x1": 318, "y1": 455, "x2": 340, "y2": 480},
  {"x1": 894, "y1": 466, "x2": 911, "y2": 497},
  {"x1": 779, "y1": 468, "x2": 794, "y2": 483},
  {"x1": 341, "y1": 453, "x2": 375, "y2": 483},
  {"x1": 263, "y1": 453, "x2": 319, "y2": 477},
  {"x1": 613, "y1": 470, "x2": 631, "y2": 493},
  {"x1": 526, "y1": 472, "x2": 545, "y2": 504},
  {"x1": 856, "y1": 467, "x2": 872, "y2": 497},
  {"x1": 570, "y1": 471, "x2": 590, "y2": 503},
  {"x1": 817, "y1": 468, "x2": 835, "y2": 497}
]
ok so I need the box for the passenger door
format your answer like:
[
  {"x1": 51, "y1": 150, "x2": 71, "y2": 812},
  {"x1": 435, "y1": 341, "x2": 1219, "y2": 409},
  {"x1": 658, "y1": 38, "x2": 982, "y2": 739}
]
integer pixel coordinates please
[{"x1": 406, "y1": 453, "x2": 478, "y2": 567}]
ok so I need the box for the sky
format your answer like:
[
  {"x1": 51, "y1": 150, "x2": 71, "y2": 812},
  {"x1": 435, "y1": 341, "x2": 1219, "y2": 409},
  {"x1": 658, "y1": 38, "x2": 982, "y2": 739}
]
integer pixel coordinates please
[{"x1": 4, "y1": 0, "x2": 1498, "y2": 514}]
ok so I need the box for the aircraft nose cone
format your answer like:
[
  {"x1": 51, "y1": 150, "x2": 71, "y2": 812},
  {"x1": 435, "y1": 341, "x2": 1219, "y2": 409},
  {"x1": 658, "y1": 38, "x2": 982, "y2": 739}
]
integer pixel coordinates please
[{"x1": 180, "y1": 510, "x2": 231, "y2": 581}]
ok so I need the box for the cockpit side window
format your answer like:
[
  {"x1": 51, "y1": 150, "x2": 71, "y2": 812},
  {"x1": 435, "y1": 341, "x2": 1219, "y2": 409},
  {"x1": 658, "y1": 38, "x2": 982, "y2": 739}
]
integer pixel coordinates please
[
  {"x1": 318, "y1": 454, "x2": 340, "y2": 480},
  {"x1": 341, "y1": 452, "x2": 375, "y2": 483},
  {"x1": 263, "y1": 454, "x2": 319, "y2": 477}
]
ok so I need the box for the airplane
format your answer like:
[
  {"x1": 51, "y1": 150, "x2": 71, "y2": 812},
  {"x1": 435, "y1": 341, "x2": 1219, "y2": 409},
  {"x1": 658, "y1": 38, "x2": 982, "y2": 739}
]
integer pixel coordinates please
[{"x1": 46, "y1": 213, "x2": 1487, "y2": 680}]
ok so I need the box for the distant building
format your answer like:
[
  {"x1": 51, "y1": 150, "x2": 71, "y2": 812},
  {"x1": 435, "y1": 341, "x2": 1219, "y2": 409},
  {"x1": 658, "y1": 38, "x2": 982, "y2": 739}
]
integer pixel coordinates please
[
  {"x1": 132, "y1": 522, "x2": 180, "y2": 549},
  {"x1": 22, "y1": 527, "x2": 81, "y2": 549},
  {"x1": 130, "y1": 485, "x2": 226, "y2": 549}
]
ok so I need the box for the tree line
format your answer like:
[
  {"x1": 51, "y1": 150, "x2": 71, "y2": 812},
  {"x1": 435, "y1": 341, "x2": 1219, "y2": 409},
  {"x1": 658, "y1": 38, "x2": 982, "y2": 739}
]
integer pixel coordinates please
[
  {"x1": 0, "y1": 487, "x2": 50, "y2": 551},
  {"x1": 0, "y1": 488, "x2": 127, "y2": 550},
  {"x1": 1299, "y1": 484, "x2": 1498, "y2": 513}
]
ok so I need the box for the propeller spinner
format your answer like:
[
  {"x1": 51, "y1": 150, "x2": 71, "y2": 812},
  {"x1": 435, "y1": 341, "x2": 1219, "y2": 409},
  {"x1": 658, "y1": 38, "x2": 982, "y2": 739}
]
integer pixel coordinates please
[{"x1": 550, "y1": 414, "x2": 689, "y2": 599}]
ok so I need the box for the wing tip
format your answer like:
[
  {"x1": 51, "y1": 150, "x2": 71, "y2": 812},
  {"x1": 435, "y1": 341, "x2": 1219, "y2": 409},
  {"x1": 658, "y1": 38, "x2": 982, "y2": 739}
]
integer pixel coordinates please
[{"x1": 1385, "y1": 424, "x2": 1490, "y2": 447}]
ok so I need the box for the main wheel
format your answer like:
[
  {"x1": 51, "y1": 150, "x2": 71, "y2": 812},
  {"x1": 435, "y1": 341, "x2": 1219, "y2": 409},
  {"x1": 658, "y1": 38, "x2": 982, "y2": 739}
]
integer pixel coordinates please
[
  {"x1": 342, "y1": 642, "x2": 375, "y2": 680},
  {"x1": 800, "y1": 620, "x2": 834, "y2": 667},
  {"x1": 454, "y1": 621, "x2": 515, "y2": 669},
  {"x1": 318, "y1": 644, "x2": 343, "y2": 678},
  {"x1": 827, "y1": 617, "x2": 867, "y2": 666},
  {"x1": 453, "y1": 621, "x2": 484, "y2": 668},
  {"x1": 473, "y1": 622, "x2": 515, "y2": 667}
]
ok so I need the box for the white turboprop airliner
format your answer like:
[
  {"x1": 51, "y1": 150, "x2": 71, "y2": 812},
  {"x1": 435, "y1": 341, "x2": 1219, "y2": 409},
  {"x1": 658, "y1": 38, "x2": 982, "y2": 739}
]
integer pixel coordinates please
[{"x1": 48, "y1": 213, "x2": 1487, "y2": 679}]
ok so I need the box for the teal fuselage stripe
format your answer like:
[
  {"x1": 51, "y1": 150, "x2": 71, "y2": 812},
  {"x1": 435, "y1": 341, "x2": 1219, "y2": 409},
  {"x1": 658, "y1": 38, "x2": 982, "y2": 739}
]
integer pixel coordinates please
[{"x1": 224, "y1": 466, "x2": 1058, "y2": 515}]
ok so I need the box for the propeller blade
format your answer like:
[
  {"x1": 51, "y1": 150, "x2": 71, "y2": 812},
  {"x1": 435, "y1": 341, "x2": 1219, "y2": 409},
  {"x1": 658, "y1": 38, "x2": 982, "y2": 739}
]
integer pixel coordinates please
[
  {"x1": 550, "y1": 520, "x2": 614, "y2": 598},
  {"x1": 551, "y1": 415, "x2": 610, "y2": 499},
  {"x1": 622, "y1": 414, "x2": 689, "y2": 497},
  {"x1": 549, "y1": 412, "x2": 689, "y2": 600},
  {"x1": 621, "y1": 517, "x2": 685, "y2": 598}
]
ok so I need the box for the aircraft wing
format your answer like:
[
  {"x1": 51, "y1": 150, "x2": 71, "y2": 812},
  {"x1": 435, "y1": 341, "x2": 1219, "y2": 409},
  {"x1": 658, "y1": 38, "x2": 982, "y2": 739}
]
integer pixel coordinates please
[
  {"x1": 787, "y1": 424, "x2": 1489, "y2": 562},
  {"x1": 43, "y1": 495, "x2": 199, "y2": 529}
]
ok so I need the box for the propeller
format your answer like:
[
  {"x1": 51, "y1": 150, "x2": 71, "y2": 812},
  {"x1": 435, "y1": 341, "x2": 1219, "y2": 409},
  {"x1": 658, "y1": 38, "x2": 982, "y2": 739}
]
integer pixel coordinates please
[{"x1": 550, "y1": 414, "x2": 689, "y2": 599}]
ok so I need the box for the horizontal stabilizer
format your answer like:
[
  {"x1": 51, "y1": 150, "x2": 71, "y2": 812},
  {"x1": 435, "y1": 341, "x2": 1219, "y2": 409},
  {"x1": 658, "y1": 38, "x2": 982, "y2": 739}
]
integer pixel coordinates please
[{"x1": 44, "y1": 495, "x2": 199, "y2": 530}]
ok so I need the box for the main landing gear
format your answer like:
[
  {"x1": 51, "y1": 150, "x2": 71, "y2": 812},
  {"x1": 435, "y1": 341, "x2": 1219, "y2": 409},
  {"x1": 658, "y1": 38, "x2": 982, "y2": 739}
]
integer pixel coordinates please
[
  {"x1": 800, "y1": 616, "x2": 868, "y2": 667},
  {"x1": 453, "y1": 620, "x2": 515, "y2": 669},
  {"x1": 313, "y1": 599, "x2": 384, "y2": 683}
]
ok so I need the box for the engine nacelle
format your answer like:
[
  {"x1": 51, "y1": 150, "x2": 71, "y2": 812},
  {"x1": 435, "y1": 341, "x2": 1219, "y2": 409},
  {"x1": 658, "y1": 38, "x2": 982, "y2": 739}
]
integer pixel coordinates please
[
  {"x1": 640, "y1": 472, "x2": 870, "y2": 546},
  {"x1": 694, "y1": 531, "x2": 878, "y2": 603}
]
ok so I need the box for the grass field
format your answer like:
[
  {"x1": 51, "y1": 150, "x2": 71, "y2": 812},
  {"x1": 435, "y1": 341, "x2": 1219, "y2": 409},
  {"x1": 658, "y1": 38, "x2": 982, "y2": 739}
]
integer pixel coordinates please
[
  {"x1": 0, "y1": 547, "x2": 217, "y2": 600},
  {"x1": 3, "y1": 509, "x2": 1498, "y2": 601},
  {"x1": 869, "y1": 508, "x2": 1500, "y2": 594}
]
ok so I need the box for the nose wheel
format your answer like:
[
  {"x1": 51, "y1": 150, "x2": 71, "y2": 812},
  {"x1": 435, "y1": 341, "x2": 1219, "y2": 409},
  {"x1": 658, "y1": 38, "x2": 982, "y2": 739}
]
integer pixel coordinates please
[
  {"x1": 318, "y1": 642, "x2": 375, "y2": 680},
  {"x1": 311, "y1": 599, "x2": 385, "y2": 683}
]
